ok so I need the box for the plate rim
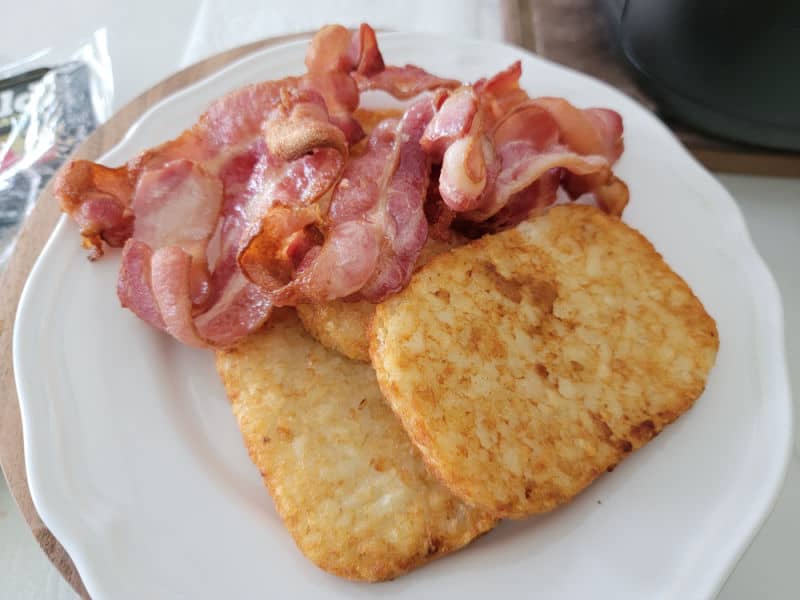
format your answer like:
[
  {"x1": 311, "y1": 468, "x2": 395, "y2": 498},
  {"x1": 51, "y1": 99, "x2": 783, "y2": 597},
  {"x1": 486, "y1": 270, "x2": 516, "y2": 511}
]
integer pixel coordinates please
[{"x1": 13, "y1": 31, "x2": 794, "y2": 600}]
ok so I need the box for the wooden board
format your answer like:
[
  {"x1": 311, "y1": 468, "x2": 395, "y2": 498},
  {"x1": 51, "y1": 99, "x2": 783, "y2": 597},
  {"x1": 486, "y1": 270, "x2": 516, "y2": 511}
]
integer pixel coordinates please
[{"x1": 0, "y1": 32, "x2": 311, "y2": 599}]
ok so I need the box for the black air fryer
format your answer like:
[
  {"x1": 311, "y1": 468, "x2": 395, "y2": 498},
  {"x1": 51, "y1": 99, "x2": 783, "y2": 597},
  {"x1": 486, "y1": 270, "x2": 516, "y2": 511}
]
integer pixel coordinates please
[{"x1": 602, "y1": 0, "x2": 800, "y2": 151}]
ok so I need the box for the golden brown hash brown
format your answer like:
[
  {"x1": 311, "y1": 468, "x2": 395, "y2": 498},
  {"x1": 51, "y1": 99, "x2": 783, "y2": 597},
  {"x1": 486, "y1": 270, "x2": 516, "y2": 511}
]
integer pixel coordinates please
[
  {"x1": 215, "y1": 310, "x2": 496, "y2": 581},
  {"x1": 296, "y1": 300, "x2": 375, "y2": 362},
  {"x1": 371, "y1": 205, "x2": 719, "y2": 518}
]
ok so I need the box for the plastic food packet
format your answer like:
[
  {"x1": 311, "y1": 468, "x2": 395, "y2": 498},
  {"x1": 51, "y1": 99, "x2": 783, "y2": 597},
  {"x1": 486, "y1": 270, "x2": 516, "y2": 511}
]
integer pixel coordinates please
[{"x1": 0, "y1": 29, "x2": 113, "y2": 269}]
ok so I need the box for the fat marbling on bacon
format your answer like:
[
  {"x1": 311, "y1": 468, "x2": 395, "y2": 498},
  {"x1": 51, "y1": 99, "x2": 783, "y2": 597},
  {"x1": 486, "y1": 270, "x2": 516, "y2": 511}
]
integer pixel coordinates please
[{"x1": 54, "y1": 23, "x2": 629, "y2": 349}]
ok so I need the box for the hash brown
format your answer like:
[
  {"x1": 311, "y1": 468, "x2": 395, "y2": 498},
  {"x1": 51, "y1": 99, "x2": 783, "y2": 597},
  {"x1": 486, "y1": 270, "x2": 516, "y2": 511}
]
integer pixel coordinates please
[
  {"x1": 296, "y1": 300, "x2": 374, "y2": 362},
  {"x1": 371, "y1": 205, "x2": 719, "y2": 518},
  {"x1": 215, "y1": 310, "x2": 495, "y2": 581}
]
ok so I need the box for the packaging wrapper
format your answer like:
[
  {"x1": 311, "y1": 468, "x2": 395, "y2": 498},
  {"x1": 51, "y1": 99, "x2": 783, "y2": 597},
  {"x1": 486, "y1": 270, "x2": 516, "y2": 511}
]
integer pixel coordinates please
[{"x1": 0, "y1": 29, "x2": 113, "y2": 268}]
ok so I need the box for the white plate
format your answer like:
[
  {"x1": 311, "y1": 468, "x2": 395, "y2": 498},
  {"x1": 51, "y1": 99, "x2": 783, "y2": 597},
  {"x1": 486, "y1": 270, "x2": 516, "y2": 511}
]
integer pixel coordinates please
[{"x1": 14, "y1": 33, "x2": 793, "y2": 600}]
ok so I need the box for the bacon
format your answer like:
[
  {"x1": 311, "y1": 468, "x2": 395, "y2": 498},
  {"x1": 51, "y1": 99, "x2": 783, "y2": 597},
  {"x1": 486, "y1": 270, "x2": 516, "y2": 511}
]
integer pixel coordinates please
[
  {"x1": 527, "y1": 98, "x2": 624, "y2": 162},
  {"x1": 194, "y1": 147, "x2": 274, "y2": 347},
  {"x1": 355, "y1": 97, "x2": 437, "y2": 301},
  {"x1": 116, "y1": 156, "x2": 225, "y2": 343},
  {"x1": 55, "y1": 23, "x2": 631, "y2": 350},
  {"x1": 523, "y1": 98, "x2": 628, "y2": 216},
  {"x1": 303, "y1": 24, "x2": 457, "y2": 137},
  {"x1": 56, "y1": 80, "x2": 282, "y2": 258},
  {"x1": 305, "y1": 23, "x2": 384, "y2": 77},
  {"x1": 114, "y1": 150, "x2": 273, "y2": 348},
  {"x1": 422, "y1": 63, "x2": 628, "y2": 228},
  {"x1": 236, "y1": 92, "x2": 349, "y2": 299},
  {"x1": 485, "y1": 168, "x2": 562, "y2": 230},
  {"x1": 117, "y1": 240, "x2": 164, "y2": 329},
  {"x1": 130, "y1": 159, "x2": 222, "y2": 305},
  {"x1": 236, "y1": 141, "x2": 348, "y2": 291},
  {"x1": 305, "y1": 23, "x2": 458, "y2": 99},
  {"x1": 55, "y1": 161, "x2": 135, "y2": 259},
  {"x1": 354, "y1": 65, "x2": 460, "y2": 99},
  {"x1": 240, "y1": 94, "x2": 440, "y2": 304},
  {"x1": 419, "y1": 88, "x2": 476, "y2": 160},
  {"x1": 473, "y1": 61, "x2": 528, "y2": 125},
  {"x1": 57, "y1": 23, "x2": 455, "y2": 265},
  {"x1": 149, "y1": 247, "x2": 207, "y2": 347},
  {"x1": 305, "y1": 22, "x2": 452, "y2": 140},
  {"x1": 562, "y1": 168, "x2": 629, "y2": 216},
  {"x1": 461, "y1": 103, "x2": 616, "y2": 222},
  {"x1": 455, "y1": 169, "x2": 561, "y2": 238},
  {"x1": 422, "y1": 88, "x2": 495, "y2": 212},
  {"x1": 301, "y1": 73, "x2": 365, "y2": 144}
]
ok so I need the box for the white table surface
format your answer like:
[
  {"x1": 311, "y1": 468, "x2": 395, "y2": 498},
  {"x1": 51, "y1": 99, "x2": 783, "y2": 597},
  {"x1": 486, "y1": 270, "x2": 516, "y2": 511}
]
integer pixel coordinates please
[{"x1": 1, "y1": 2, "x2": 797, "y2": 598}]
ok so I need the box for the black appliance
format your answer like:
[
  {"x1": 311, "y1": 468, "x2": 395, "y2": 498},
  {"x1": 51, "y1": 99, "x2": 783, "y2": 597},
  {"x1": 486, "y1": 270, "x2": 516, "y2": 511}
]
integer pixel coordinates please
[{"x1": 602, "y1": 0, "x2": 800, "y2": 151}]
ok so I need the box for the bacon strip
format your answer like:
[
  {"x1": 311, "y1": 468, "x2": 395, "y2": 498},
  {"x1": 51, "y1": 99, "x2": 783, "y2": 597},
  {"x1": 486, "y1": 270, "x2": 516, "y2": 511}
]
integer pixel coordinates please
[
  {"x1": 195, "y1": 144, "x2": 274, "y2": 347},
  {"x1": 116, "y1": 157, "x2": 223, "y2": 341},
  {"x1": 149, "y1": 247, "x2": 207, "y2": 347},
  {"x1": 131, "y1": 159, "x2": 222, "y2": 304},
  {"x1": 473, "y1": 61, "x2": 528, "y2": 126},
  {"x1": 347, "y1": 96, "x2": 437, "y2": 301},
  {"x1": 117, "y1": 240, "x2": 164, "y2": 330},
  {"x1": 424, "y1": 165, "x2": 456, "y2": 241},
  {"x1": 300, "y1": 73, "x2": 364, "y2": 144},
  {"x1": 55, "y1": 80, "x2": 284, "y2": 258},
  {"x1": 239, "y1": 93, "x2": 440, "y2": 304},
  {"x1": 307, "y1": 24, "x2": 460, "y2": 99},
  {"x1": 305, "y1": 23, "x2": 384, "y2": 76},
  {"x1": 462, "y1": 103, "x2": 616, "y2": 222},
  {"x1": 526, "y1": 98, "x2": 624, "y2": 162},
  {"x1": 55, "y1": 161, "x2": 135, "y2": 259},
  {"x1": 421, "y1": 63, "x2": 628, "y2": 229},
  {"x1": 456, "y1": 169, "x2": 561, "y2": 238},
  {"x1": 354, "y1": 65, "x2": 460, "y2": 99},
  {"x1": 303, "y1": 24, "x2": 457, "y2": 140},
  {"x1": 422, "y1": 88, "x2": 493, "y2": 212}
]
